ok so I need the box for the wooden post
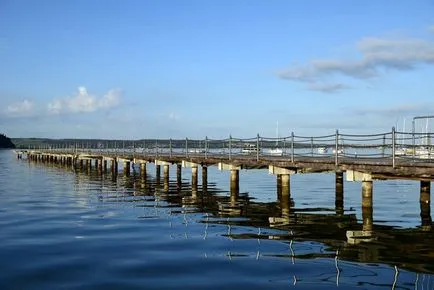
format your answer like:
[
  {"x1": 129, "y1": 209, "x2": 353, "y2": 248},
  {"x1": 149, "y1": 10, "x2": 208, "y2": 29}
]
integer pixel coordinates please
[
  {"x1": 156, "y1": 164, "x2": 161, "y2": 180},
  {"x1": 103, "y1": 160, "x2": 108, "y2": 173},
  {"x1": 140, "y1": 163, "x2": 146, "y2": 177},
  {"x1": 420, "y1": 181, "x2": 431, "y2": 231},
  {"x1": 177, "y1": 164, "x2": 182, "y2": 189},
  {"x1": 112, "y1": 159, "x2": 118, "y2": 175},
  {"x1": 230, "y1": 169, "x2": 239, "y2": 205},
  {"x1": 98, "y1": 159, "x2": 103, "y2": 173},
  {"x1": 335, "y1": 171, "x2": 344, "y2": 215},
  {"x1": 191, "y1": 165, "x2": 198, "y2": 189},
  {"x1": 280, "y1": 174, "x2": 291, "y2": 218},
  {"x1": 276, "y1": 174, "x2": 282, "y2": 200},
  {"x1": 230, "y1": 169, "x2": 239, "y2": 196},
  {"x1": 202, "y1": 165, "x2": 208, "y2": 193},
  {"x1": 163, "y1": 164, "x2": 170, "y2": 192},
  {"x1": 362, "y1": 180, "x2": 373, "y2": 231}
]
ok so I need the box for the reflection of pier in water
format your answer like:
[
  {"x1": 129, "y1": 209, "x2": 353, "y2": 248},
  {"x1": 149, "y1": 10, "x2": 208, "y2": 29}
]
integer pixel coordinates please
[{"x1": 34, "y1": 157, "x2": 434, "y2": 276}]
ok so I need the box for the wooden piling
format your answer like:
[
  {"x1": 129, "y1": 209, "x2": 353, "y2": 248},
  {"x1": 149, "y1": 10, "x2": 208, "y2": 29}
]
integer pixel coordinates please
[
  {"x1": 163, "y1": 165, "x2": 170, "y2": 192},
  {"x1": 192, "y1": 166, "x2": 198, "y2": 189},
  {"x1": 230, "y1": 169, "x2": 239, "y2": 195},
  {"x1": 335, "y1": 171, "x2": 344, "y2": 215},
  {"x1": 140, "y1": 163, "x2": 146, "y2": 177},
  {"x1": 202, "y1": 165, "x2": 208, "y2": 193},
  {"x1": 124, "y1": 161, "x2": 131, "y2": 176},
  {"x1": 420, "y1": 181, "x2": 431, "y2": 231},
  {"x1": 362, "y1": 180, "x2": 373, "y2": 231}
]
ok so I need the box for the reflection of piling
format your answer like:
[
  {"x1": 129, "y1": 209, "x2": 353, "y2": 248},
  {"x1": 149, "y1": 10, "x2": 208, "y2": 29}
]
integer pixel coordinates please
[
  {"x1": 163, "y1": 164, "x2": 169, "y2": 180},
  {"x1": 103, "y1": 160, "x2": 108, "y2": 173},
  {"x1": 420, "y1": 181, "x2": 431, "y2": 231},
  {"x1": 156, "y1": 165, "x2": 161, "y2": 180},
  {"x1": 140, "y1": 163, "x2": 146, "y2": 177},
  {"x1": 177, "y1": 164, "x2": 182, "y2": 189},
  {"x1": 97, "y1": 159, "x2": 103, "y2": 173},
  {"x1": 192, "y1": 166, "x2": 198, "y2": 189},
  {"x1": 111, "y1": 159, "x2": 118, "y2": 175},
  {"x1": 202, "y1": 165, "x2": 208, "y2": 193},
  {"x1": 362, "y1": 180, "x2": 373, "y2": 231},
  {"x1": 123, "y1": 161, "x2": 130, "y2": 176},
  {"x1": 335, "y1": 171, "x2": 344, "y2": 215}
]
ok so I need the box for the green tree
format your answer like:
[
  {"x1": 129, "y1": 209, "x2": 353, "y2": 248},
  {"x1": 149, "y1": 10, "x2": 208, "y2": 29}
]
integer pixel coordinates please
[{"x1": 0, "y1": 134, "x2": 16, "y2": 148}]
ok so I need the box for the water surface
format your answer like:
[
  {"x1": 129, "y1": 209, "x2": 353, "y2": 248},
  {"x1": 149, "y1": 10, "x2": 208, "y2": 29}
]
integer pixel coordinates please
[{"x1": 0, "y1": 150, "x2": 433, "y2": 289}]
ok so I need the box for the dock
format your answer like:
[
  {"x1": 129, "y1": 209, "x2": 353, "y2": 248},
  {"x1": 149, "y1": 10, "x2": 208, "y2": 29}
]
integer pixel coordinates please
[{"x1": 15, "y1": 128, "x2": 434, "y2": 243}]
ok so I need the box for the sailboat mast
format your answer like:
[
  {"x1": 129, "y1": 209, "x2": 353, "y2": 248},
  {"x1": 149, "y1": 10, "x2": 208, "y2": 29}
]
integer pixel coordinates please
[
  {"x1": 402, "y1": 118, "x2": 406, "y2": 145},
  {"x1": 276, "y1": 121, "x2": 279, "y2": 146}
]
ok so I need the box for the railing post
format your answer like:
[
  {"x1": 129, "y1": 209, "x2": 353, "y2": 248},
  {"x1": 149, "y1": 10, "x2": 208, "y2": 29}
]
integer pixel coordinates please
[
  {"x1": 291, "y1": 132, "x2": 294, "y2": 163},
  {"x1": 335, "y1": 130, "x2": 339, "y2": 166},
  {"x1": 311, "y1": 137, "x2": 314, "y2": 157},
  {"x1": 229, "y1": 135, "x2": 232, "y2": 160},
  {"x1": 412, "y1": 119, "x2": 415, "y2": 159},
  {"x1": 155, "y1": 139, "x2": 158, "y2": 158},
  {"x1": 185, "y1": 138, "x2": 188, "y2": 158},
  {"x1": 205, "y1": 136, "x2": 208, "y2": 159},
  {"x1": 392, "y1": 127, "x2": 396, "y2": 168},
  {"x1": 256, "y1": 134, "x2": 260, "y2": 161},
  {"x1": 133, "y1": 140, "x2": 135, "y2": 158},
  {"x1": 382, "y1": 135, "x2": 386, "y2": 157},
  {"x1": 169, "y1": 138, "x2": 172, "y2": 158}
]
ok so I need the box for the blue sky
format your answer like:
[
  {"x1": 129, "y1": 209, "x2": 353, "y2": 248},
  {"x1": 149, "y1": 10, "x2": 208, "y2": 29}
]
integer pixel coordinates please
[{"x1": 1, "y1": 0, "x2": 434, "y2": 139}]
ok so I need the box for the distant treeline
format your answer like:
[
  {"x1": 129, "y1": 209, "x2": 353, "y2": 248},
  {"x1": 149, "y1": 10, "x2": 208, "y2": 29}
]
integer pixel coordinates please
[
  {"x1": 12, "y1": 138, "x2": 313, "y2": 149},
  {"x1": 0, "y1": 134, "x2": 16, "y2": 149}
]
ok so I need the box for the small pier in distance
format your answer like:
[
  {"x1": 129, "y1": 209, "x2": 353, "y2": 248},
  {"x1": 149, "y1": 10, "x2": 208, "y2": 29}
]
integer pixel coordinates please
[{"x1": 16, "y1": 127, "x2": 434, "y2": 244}]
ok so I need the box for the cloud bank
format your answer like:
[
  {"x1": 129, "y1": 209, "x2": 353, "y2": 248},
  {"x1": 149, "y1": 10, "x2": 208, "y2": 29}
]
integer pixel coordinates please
[
  {"x1": 47, "y1": 87, "x2": 122, "y2": 114},
  {"x1": 5, "y1": 100, "x2": 34, "y2": 117},
  {"x1": 279, "y1": 29, "x2": 434, "y2": 92}
]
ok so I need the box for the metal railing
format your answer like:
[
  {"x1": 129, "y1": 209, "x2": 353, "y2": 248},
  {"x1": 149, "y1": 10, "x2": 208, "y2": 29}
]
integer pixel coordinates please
[{"x1": 25, "y1": 127, "x2": 434, "y2": 167}]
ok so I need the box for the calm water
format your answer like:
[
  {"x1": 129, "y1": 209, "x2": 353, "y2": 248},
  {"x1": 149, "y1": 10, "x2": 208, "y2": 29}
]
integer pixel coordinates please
[{"x1": 1, "y1": 150, "x2": 433, "y2": 289}]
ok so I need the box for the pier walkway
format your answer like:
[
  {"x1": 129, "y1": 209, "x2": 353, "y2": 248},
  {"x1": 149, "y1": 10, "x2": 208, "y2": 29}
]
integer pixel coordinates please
[{"x1": 16, "y1": 128, "x2": 433, "y2": 244}]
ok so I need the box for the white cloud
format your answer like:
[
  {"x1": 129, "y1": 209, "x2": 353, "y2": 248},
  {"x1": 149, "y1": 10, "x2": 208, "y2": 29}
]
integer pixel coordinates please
[
  {"x1": 168, "y1": 112, "x2": 180, "y2": 120},
  {"x1": 48, "y1": 87, "x2": 122, "y2": 114},
  {"x1": 278, "y1": 29, "x2": 434, "y2": 92},
  {"x1": 98, "y1": 88, "x2": 122, "y2": 109},
  {"x1": 308, "y1": 83, "x2": 349, "y2": 93},
  {"x1": 6, "y1": 100, "x2": 34, "y2": 116}
]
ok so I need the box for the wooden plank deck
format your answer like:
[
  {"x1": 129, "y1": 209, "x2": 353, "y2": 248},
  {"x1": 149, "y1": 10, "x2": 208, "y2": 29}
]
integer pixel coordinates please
[{"x1": 25, "y1": 150, "x2": 434, "y2": 180}]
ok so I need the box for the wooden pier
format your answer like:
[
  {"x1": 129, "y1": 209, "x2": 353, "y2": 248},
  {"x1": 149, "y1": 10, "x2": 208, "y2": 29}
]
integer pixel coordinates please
[{"x1": 15, "y1": 128, "x2": 434, "y2": 243}]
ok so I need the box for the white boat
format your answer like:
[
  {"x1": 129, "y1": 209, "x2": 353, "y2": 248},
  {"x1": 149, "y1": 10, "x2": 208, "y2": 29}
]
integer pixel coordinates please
[
  {"x1": 188, "y1": 148, "x2": 206, "y2": 154},
  {"x1": 318, "y1": 147, "x2": 328, "y2": 154},
  {"x1": 268, "y1": 121, "x2": 283, "y2": 156},
  {"x1": 415, "y1": 147, "x2": 434, "y2": 159},
  {"x1": 395, "y1": 147, "x2": 434, "y2": 159},
  {"x1": 268, "y1": 148, "x2": 283, "y2": 156},
  {"x1": 242, "y1": 144, "x2": 260, "y2": 154},
  {"x1": 332, "y1": 148, "x2": 344, "y2": 154}
]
